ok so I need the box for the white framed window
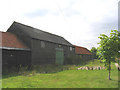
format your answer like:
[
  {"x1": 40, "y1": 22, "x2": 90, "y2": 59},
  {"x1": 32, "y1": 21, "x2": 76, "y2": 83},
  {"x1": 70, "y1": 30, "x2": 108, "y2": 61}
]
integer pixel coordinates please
[
  {"x1": 70, "y1": 47, "x2": 72, "y2": 51},
  {"x1": 58, "y1": 45, "x2": 61, "y2": 48},
  {"x1": 41, "y1": 41, "x2": 45, "y2": 48}
]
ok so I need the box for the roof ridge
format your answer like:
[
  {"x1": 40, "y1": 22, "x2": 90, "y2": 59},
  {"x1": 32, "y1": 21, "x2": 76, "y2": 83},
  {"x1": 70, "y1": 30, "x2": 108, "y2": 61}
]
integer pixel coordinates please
[
  {"x1": 74, "y1": 45, "x2": 86, "y2": 48},
  {"x1": 10, "y1": 21, "x2": 73, "y2": 46},
  {"x1": 14, "y1": 21, "x2": 64, "y2": 39},
  {"x1": 74, "y1": 45, "x2": 92, "y2": 55},
  {"x1": 0, "y1": 31, "x2": 5, "y2": 33}
]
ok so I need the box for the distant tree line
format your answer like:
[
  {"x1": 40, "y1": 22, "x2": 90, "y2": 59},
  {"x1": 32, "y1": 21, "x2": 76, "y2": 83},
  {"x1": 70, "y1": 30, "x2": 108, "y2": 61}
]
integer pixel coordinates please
[{"x1": 90, "y1": 47, "x2": 98, "y2": 59}]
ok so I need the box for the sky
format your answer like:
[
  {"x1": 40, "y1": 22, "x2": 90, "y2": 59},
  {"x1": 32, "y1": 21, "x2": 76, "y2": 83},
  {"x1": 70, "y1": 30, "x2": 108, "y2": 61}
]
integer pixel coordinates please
[{"x1": 0, "y1": 0, "x2": 119, "y2": 50}]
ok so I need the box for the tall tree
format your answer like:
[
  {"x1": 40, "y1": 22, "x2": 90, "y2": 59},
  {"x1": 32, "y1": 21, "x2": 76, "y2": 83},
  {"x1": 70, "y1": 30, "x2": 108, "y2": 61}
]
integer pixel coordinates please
[{"x1": 97, "y1": 30, "x2": 120, "y2": 80}]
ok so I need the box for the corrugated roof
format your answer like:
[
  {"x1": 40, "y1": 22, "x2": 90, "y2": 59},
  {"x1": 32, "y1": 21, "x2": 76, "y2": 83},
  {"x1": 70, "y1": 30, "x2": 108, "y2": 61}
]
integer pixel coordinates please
[
  {"x1": 74, "y1": 45, "x2": 92, "y2": 55},
  {"x1": 0, "y1": 31, "x2": 29, "y2": 50},
  {"x1": 7, "y1": 22, "x2": 73, "y2": 46}
]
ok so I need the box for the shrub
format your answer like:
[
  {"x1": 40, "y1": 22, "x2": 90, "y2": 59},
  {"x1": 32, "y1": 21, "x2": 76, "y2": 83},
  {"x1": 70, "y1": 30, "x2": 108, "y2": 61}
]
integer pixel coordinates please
[{"x1": 65, "y1": 54, "x2": 83, "y2": 65}]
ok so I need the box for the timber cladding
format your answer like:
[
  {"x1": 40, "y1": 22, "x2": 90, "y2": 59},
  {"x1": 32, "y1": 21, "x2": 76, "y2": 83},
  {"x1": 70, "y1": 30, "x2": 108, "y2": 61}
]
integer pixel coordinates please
[
  {"x1": 31, "y1": 38, "x2": 75, "y2": 65},
  {"x1": 2, "y1": 21, "x2": 93, "y2": 67},
  {"x1": 2, "y1": 49, "x2": 31, "y2": 68},
  {"x1": 1, "y1": 31, "x2": 31, "y2": 69},
  {"x1": 6, "y1": 21, "x2": 75, "y2": 66}
]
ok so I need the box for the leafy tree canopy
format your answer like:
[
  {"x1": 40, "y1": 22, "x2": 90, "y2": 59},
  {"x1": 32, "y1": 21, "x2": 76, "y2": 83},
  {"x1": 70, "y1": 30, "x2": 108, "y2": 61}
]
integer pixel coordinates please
[
  {"x1": 97, "y1": 30, "x2": 120, "y2": 62},
  {"x1": 97, "y1": 30, "x2": 120, "y2": 80},
  {"x1": 90, "y1": 47, "x2": 97, "y2": 53}
]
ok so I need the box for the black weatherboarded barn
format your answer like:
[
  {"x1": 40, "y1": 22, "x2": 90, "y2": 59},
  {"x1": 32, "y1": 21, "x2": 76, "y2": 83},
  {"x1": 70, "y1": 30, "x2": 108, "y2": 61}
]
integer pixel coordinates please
[{"x1": 7, "y1": 22, "x2": 75, "y2": 65}]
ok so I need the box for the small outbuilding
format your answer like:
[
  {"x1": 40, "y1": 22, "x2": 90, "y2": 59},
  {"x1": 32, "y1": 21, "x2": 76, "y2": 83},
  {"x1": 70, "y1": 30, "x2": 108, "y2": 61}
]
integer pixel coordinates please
[
  {"x1": 74, "y1": 45, "x2": 93, "y2": 61},
  {"x1": 0, "y1": 32, "x2": 31, "y2": 68}
]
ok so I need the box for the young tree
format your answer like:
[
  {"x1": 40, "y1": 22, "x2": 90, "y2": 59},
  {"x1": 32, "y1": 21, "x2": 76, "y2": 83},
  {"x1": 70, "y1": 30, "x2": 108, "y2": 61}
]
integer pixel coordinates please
[{"x1": 97, "y1": 30, "x2": 120, "y2": 80}]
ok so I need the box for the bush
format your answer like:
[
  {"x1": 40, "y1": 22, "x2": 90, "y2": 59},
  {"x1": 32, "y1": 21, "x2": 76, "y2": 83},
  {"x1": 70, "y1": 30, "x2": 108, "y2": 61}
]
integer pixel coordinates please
[
  {"x1": 65, "y1": 54, "x2": 83, "y2": 65},
  {"x1": 3, "y1": 65, "x2": 30, "y2": 75}
]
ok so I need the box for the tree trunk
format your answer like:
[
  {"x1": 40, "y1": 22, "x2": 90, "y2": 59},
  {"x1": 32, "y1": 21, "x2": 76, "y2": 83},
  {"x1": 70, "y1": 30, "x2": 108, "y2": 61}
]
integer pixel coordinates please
[
  {"x1": 108, "y1": 68, "x2": 111, "y2": 80},
  {"x1": 108, "y1": 59, "x2": 111, "y2": 80}
]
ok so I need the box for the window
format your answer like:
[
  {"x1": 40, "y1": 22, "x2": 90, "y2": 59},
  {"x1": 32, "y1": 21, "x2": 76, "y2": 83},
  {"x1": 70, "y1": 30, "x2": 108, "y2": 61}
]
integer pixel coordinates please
[
  {"x1": 41, "y1": 41, "x2": 45, "y2": 48},
  {"x1": 10, "y1": 54, "x2": 13, "y2": 57},
  {"x1": 70, "y1": 47, "x2": 72, "y2": 51},
  {"x1": 58, "y1": 45, "x2": 61, "y2": 48},
  {"x1": 72, "y1": 47, "x2": 74, "y2": 50}
]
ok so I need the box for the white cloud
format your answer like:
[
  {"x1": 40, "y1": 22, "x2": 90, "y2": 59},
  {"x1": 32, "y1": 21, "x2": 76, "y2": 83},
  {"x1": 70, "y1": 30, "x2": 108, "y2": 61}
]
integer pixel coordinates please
[{"x1": 0, "y1": 0, "x2": 119, "y2": 49}]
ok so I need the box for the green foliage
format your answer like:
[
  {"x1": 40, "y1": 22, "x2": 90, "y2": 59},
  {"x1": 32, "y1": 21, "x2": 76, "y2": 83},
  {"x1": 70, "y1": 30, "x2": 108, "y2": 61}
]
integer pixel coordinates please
[
  {"x1": 83, "y1": 59, "x2": 104, "y2": 67},
  {"x1": 98, "y1": 30, "x2": 120, "y2": 60},
  {"x1": 3, "y1": 60, "x2": 104, "y2": 75},
  {"x1": 65, "y1": 54, "x2": 84, "y2": 65},
  {"x1": 97, "y1": 30, "x2": 120, "y2": 79},
  {"x1": 100, "y1": 59, "x2": 106, "y2": 63},
  {"x1": 90, "y1": 47, "x2": 98, "y2": 59}
]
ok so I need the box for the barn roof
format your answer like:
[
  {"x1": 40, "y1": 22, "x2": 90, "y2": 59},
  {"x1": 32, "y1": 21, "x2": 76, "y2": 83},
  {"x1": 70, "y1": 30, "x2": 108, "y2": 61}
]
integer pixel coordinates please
[
  {"x1": 0, "y1": 32, "x2": 30, "y2": 50},
  {"x1": 74, "y1": 45, "x2": 92, "y2": 55},
  {"x1": 7, "y1": 22, "x2": 73, "y2": 46}
]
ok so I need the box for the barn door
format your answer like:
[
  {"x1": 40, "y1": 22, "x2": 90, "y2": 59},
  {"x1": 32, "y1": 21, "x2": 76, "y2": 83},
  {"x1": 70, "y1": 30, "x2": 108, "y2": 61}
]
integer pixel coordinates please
[{"x1": 56, "y1": 50, "x2": 64, "y2": 65}]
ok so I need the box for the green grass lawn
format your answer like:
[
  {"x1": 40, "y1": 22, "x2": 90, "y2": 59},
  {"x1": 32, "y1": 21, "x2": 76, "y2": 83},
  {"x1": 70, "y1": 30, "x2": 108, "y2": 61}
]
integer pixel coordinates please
[{"x1": 2, "y1": 60, "x2": 119, "y2": 88}]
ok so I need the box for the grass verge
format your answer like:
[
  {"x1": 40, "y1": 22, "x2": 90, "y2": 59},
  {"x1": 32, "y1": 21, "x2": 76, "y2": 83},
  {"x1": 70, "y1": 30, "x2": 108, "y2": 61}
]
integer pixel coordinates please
[{"x1": 2, "y1": 60, "x2": 119, "y2": 88}]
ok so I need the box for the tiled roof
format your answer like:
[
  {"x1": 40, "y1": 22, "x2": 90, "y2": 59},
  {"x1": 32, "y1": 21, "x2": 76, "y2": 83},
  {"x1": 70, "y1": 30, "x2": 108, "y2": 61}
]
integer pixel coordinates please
[
  {"x1": 74, "y1": 45, "x2": 92, "y2": 55},
  {"x1": 0, "y1": 31, "x2": 28, "y2": 49}
]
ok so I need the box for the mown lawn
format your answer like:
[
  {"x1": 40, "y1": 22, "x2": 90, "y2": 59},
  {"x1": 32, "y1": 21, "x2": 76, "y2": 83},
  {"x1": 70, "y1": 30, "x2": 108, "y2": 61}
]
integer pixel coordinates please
[{"x1": 2, "y1": 60, "x2": 119, "y2": 88}]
